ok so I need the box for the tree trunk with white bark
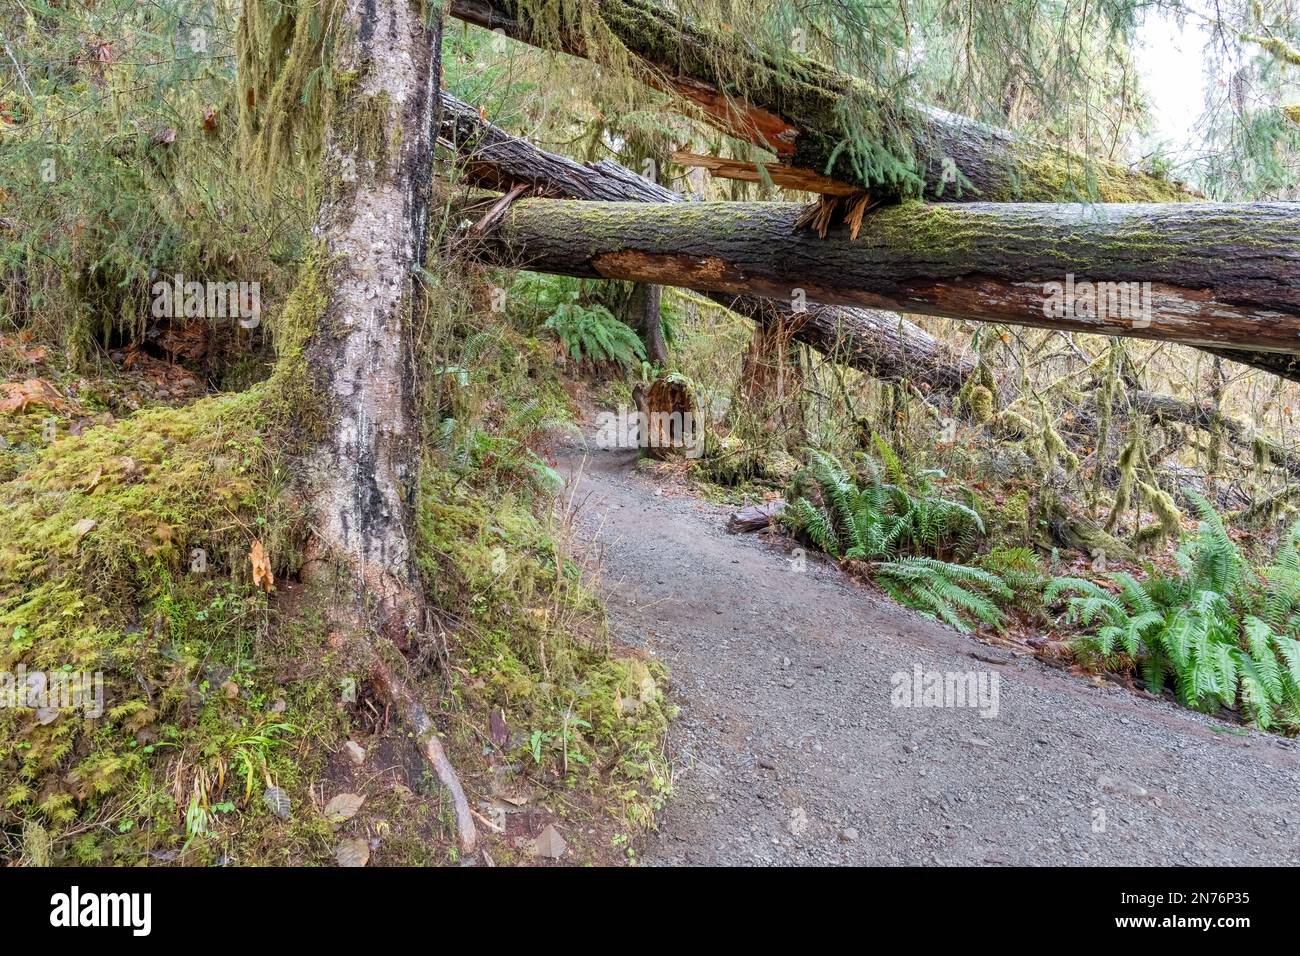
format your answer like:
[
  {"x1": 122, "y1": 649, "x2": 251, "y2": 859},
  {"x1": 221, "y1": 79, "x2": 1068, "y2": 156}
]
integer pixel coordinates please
[{"x1": 299, "y1": 0, "x2": 476, "y2": 855}]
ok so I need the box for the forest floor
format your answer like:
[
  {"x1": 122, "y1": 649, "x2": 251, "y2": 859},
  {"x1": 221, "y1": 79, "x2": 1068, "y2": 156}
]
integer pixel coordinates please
[{"x1": 555, "y1": 428, "x2": 1300, "y2": 866}]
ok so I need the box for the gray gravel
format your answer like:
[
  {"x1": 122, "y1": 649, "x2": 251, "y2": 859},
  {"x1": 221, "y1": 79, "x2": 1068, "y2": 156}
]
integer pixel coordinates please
[{"x1": 558, "y1": 437, "x2": 1300, "y2": 866}]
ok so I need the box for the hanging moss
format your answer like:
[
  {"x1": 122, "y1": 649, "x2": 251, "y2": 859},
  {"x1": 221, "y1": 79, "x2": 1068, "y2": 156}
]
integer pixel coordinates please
[
  {"x1": 237, "y1": 0, "x2": 338, "y2": 191},
  {"x1": 992, "y1": 408, "x2": 1034, "y2": 438},
  {"x1": 968, "y1": 385, "x2": 995, "y2": 424},
  {"x1": 1137, "y1": 480, "x2": 1181, "y2": 542},
  {"x1": 1105, "y1": 435, "x2": 1139, "y2": 532},
  {"x1": 332, "y1": 89, "x2": 393, "y2": 179},
  {"x1": 1038, "y1": 401, "x2": 1078, "y2": 472}
]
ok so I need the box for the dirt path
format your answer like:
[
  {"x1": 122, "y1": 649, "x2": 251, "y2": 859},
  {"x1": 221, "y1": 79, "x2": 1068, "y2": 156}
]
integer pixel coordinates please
[{"x1": 556, "y1": 435, "x2": 1300, "y2": 866}]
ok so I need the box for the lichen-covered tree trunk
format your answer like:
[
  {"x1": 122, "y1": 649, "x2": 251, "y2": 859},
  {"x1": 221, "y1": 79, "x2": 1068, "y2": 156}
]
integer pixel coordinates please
[
  {"x1": 476, "y1": 199, "x2": 1300, "y2": 361},
  {"x1": 296, "y1": 0, "x2": 477, "y2": 852},
  {"x1": 306, "y1": 0, "x2": 439, "y2": 631}
]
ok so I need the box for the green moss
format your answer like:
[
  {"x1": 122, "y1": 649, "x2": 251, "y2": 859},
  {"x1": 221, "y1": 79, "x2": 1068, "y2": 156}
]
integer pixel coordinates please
[
  {"x1": 0, "y1": 386, "x2": 346, "y2": 861},
  {"x1": 870, "y1": 202, "x2": 980, "y2": 257},
  {"x1": 262, "y1": 244, "x2": 330, "y2": 432},
  {"x1": 334, "y1": 89, "x2": 393, "y2": 177},
  {"x1": 968, "y1": 385, "x2": 995, "y2": 424},
  {"x1": 993, "y1": 489, "x2": 1032, "y2": 546},
  {"x1": 414, "y1": 465, "x2": 670, "y2": 826},
  {"x1": 1006, "y1": 144, "x2": 1191, "y2": 203}
]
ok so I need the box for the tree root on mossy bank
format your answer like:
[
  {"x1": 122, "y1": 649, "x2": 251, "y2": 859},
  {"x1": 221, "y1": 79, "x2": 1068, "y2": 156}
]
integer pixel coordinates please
[
  {"x1": 0, "y1": 383, "x2": 485, "y2": 861},
  {"x1": 1046, "y1": 509, "x2": 1136, "y2": 563},
  {"x1": 370, "y1": 649, "x2": 477, "y2": 856}
]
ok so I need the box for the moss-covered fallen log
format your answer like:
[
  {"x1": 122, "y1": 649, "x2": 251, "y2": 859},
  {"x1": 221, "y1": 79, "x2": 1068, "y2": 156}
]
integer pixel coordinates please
[
  {"x1": 442, "y1": 91, "x2": 1300, "y2": 384},
  {"x1": 472, "y1": 198, "x2": 1300, "y2": 359},
  {"x1": 448, "y1": 0, "x2": 1189, "y2": 204},
  {"x1": 441, "y1": 91, "x2": 974, "y2": 394}
]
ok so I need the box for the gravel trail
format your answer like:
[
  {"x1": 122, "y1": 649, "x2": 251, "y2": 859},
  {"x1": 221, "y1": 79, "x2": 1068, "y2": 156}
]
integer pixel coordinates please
[{"x1": 557, "y1": 436, "x2": 1300, "y2": 866}]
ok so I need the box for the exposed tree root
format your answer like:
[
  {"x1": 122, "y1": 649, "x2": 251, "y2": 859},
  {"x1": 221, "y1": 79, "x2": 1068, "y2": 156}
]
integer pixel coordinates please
[{"x1": 371, "y1": 650, "x2": 478, "y2": 857}]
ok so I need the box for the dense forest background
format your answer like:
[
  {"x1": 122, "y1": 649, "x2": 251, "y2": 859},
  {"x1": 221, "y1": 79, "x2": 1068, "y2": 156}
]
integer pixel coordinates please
[{"x1": 1, "y1": 0, "x2": 1298, "y2": 865}]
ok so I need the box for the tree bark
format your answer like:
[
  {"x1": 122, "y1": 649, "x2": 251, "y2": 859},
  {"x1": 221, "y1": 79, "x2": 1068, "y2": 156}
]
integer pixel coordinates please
[
  {"x1": 623, "y1": 282, "x2": 668, "y2": 365},
  {"x1": 732, "y1": 300, "x2": 804, "y2": 445},
  {"x1": 439, "y1": 91, "x2": 974, "y2": 395},
  {"x1": 472, "y1": 198, "x2": 1300, "y2": 359},
  {"x1": 447, "y1": 0, "x2": 1189, "y2": 204},
  {"x1": 301, "y1": 1, "x2": 476, "y2": 854}
]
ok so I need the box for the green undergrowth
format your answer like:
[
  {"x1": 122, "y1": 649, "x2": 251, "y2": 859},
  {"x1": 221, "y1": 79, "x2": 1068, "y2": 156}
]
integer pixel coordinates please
[
  {"x1": 0, "y1": 384, "x2": 349, "y2": 864},
  {"x1": 0, "y1": 292, "x2": 673, "y2": 862},
  {"x1": 1048, "y1": 493, "x2": 1300, "y2": 732},
  {"x1": 416, "y1": 327, "x2": 672, "y2": 835}
]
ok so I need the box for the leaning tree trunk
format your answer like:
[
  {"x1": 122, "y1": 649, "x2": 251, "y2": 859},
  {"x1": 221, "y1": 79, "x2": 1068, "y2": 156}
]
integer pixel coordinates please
[
  {"x1": 297, "y1": 0, "x2": 476, "y2": 853},
  {"x1": 441, "y1": 5, "x2": 1292, "y2": 381},
  {"x1": 439, "y1": 92, "x2": 974, "y2": 396},
  {"x1": 447, "y1": 0, "x2": 1189, "y2": 203},
  {"x1": 473, "y1": 199, "x2": 1300, "y2": 359}
]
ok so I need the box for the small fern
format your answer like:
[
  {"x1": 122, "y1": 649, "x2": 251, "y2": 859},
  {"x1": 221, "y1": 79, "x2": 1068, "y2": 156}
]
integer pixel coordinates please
[
  {"x1": 874, "y1": 557, "x2": 1012, "y2": 634},
  {"x1": 979, "y1": 547, "x2": 1049, "y2": 609},
  {"x1": 780, "y1": 442, "x2": 984, "y2": 563}
]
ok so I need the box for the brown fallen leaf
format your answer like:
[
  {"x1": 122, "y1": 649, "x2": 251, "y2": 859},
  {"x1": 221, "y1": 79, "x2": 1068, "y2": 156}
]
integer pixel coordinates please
[
  {"x1": 534, "y1": 823, "x2": 567, "y2": 859},
  {"x1": 0, "y1": 378, "x2": 67, "y2": 415},
  {"x1": 250, "y1": 538, "x2": 274, "y2": 593},
  {"x1": 335, "y1": 837, "x2": 370, "y2": 867},
  {"x1": 323, "y1": 792, "x2": 365, "y2": 823}
]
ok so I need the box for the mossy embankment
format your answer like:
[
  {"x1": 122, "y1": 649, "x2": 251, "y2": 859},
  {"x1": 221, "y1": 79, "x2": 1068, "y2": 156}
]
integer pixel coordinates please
[{"x1": 0, "y1": 293, "x2": 671, "y2": 864}]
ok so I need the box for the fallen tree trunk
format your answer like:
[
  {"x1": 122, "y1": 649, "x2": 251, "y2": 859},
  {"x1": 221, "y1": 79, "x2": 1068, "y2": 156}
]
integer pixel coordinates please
[
  {"x1": 440, "y1": 91, "x2": 974, "y2": 394},
  {"x1": 441, "y1": 91, "x2": 1297, "y2": 384},
  {"x1": 473, "y1": 198, "x2": 1300, "y2": 357},
  {"x1": 447, "y1": 0, "x2": 1189, "y2": 204},
  {"x1": 1126, "y1": 391, "x2": 1300, "y2": 482}
]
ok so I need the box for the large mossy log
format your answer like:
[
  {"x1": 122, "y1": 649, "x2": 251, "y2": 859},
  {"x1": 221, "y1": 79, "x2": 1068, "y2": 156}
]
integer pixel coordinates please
[
  {"x1": 473, "y1": 198, "x2": 1300, "y2": 358},
  {"x1": 441, "y1": 91, "x2": 1300, "y2": 384},
  {"x1": 441, "y1": 91, "x2": 974, "y2": 394},
  {"x1": 447, "y1": 0, "x2": 1189, "y2": 204}
]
